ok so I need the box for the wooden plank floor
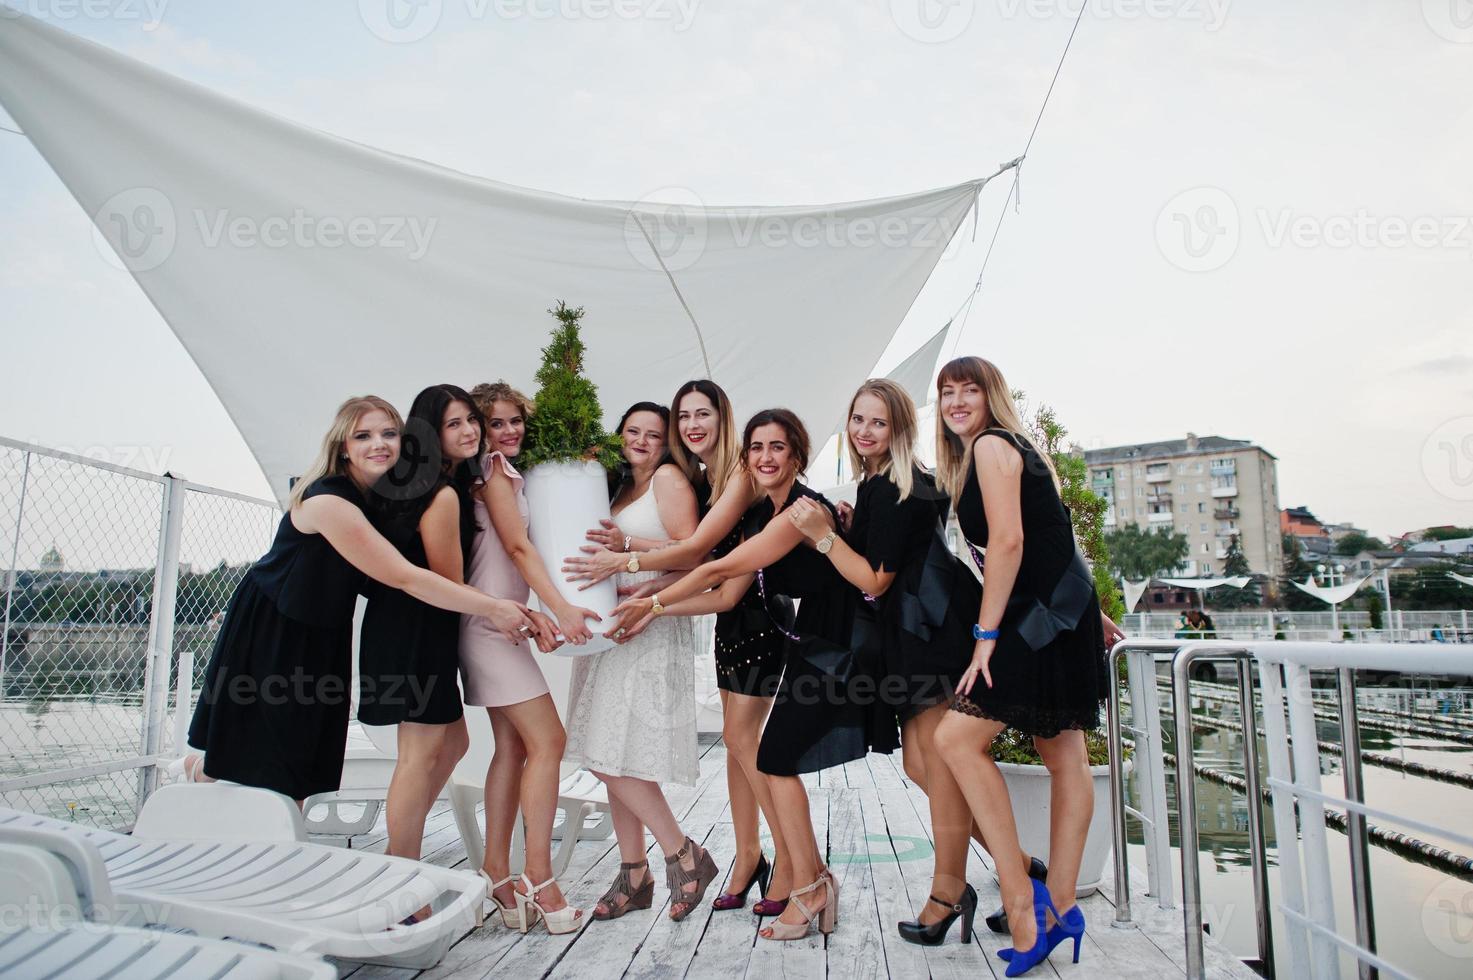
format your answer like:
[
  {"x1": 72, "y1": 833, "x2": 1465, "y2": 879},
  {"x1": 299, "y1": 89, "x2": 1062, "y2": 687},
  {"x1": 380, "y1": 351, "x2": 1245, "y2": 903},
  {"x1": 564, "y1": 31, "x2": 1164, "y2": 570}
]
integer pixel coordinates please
[{"x1": 330, "y1": 736, "x2": 1258, "y2": 980}]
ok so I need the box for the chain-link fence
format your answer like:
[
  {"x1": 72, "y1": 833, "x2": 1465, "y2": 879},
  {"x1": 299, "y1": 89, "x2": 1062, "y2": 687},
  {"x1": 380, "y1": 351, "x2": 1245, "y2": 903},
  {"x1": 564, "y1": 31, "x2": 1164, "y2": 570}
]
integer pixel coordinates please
[{"x1": 0, "y1": 436, "x2": 277, "y2": 831}]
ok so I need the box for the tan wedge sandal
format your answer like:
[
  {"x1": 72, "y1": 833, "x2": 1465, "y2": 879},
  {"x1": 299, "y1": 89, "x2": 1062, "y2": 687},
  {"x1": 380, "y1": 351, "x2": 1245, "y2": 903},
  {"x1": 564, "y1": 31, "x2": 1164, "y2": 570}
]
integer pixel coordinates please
[
  {"x1": 759, "y1": 869, "x2": 838, "y2": 940},
  {"x1": 592, "y1": 860, "x2": 654, "y2": 920},
  {"x1": 666, "y1": 836, "x2": 719, "y2": 922}
]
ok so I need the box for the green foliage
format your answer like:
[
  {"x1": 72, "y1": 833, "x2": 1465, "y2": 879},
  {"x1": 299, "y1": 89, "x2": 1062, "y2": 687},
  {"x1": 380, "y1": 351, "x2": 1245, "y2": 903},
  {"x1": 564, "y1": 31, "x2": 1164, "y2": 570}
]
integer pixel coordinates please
[
  {"x1": 991, "y1": 726, "x2": 1125, "y2": 767},
  {"x1": 1278, "y1": 532, "x2": 1322, "y2": 611},
  {"x1": 1212, "y1": 534, "x2": 1261, "y2": 609},
  {"x1": 1421, "y1": 526, "x2": 1473, "y2": 542},
  {"x1": 1104, "y1": 523, "x2": 1189, "y2": 581},
  {"x1": 1018, "y1": 396, "x2": 1123, "y2": 620},
  {"x1": 1333, "y1": 532, "x2": 1385, "y2": 556},
  {"x1": 1389, "y1": 561, "x2": 1473, "y2": 610},
  {"x1": 1365, "y1": 590, "x2": 1384, "y2": 629},
  {"x1": 519, "y1": 302, "x2": 623, "y2": 471}
]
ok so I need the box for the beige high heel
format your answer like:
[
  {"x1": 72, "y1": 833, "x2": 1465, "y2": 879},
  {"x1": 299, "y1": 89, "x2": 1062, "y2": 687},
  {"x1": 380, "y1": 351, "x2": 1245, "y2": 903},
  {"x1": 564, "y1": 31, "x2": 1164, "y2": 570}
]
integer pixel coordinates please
[
  {"x1": 517, "y1": 873, "x2": 585, "y2": 935},
  {"x1": 759, "y1": 869, "x2": 838, "y2": 940},
  {"x1": 480, "y1": 870, "x2": 538, "y2": 932}
]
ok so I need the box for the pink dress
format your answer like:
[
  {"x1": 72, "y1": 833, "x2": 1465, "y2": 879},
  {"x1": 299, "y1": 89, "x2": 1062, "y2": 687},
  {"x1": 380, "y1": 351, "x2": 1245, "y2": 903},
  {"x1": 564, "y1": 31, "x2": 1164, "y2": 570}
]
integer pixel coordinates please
[{"x1": 459, "y1": 451, "x2": 550, "y2": 707}]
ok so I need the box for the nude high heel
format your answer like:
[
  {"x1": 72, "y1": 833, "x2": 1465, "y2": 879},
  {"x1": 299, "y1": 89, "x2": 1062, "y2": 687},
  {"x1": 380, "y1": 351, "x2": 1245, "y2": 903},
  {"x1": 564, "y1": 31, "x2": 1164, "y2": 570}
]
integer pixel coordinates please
[
  {"x1": 517, "y1": 873, "x2": 585, "y2": 935},
  {"x1": 480, "y1": 870, "x2": 537, "y2": 932},
  {"x1": 759, "y1": 869, "x2": 838, "y2": 940}
]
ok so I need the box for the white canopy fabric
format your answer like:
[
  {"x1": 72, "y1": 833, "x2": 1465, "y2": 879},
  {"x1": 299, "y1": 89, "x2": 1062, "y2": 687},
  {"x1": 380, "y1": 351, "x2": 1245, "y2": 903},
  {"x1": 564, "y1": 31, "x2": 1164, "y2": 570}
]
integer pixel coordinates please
[
  {"x1": 1448, "y1": 572, "x2": 1473, "y2": 589},
  {"x1": 1290, "y1": 575, "x2": 1369, "y2": 605},
  {"x1": 1157, "y1": 576, "x2": 1252, "y2": 591},
  {"x1": 1120, "y1": 578, "x2": 1150, "y2": 613},
  {"x1": 0, "y1": 12, "x2": 982, "y2": 501},
  {"x1": 885, "y1": 324, "x2": 950, "y2": 407}
]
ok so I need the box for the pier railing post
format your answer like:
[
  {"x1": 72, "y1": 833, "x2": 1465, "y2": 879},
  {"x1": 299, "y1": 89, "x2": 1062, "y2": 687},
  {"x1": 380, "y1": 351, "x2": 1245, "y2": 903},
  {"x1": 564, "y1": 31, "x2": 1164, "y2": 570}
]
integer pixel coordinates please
[
  {"x1": 0, "y1": 450, "x2": 30, "y2": 694},
  {"x1": 1237, "y1": 654, "x2": 1275, "y2": 979},
  {"x1": 1338, "y1": 667, "x2": 1377, "y2": 980},
  {"x1": 137, "y1": 474, "x2": 185, "y2": 806},
  {"x1": 1106, "y1": 641, "x2": 1133, "y2": 926}
]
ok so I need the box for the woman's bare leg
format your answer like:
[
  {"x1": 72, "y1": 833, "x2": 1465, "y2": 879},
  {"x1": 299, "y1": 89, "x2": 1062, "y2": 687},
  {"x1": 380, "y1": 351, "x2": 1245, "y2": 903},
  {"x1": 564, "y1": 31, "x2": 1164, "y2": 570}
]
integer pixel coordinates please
[
  {"x1": 761, "y1": 774, "x2": 826, "y2": 932},
  {"x1": 497, "y1": 695, "x2": 575, "y2": 914},
  {"x1": 594, "y1": 772, "x2": 711, "y2": 919},
  {"x1": 482, "y1": 709, "x2": 528, "y2": 911},
  {"x1": 1032, "y1": 730, "x2": 1092, "y2": 918},
  {"x1": 906, "y1": 705, "x2": 973, "y2": 925},
  {"x1": 388, "y1": 720, "x2": 468, "y2": 861},
  {"x1": 720, "y1": 690, "x2": 792, "y2": 899}
]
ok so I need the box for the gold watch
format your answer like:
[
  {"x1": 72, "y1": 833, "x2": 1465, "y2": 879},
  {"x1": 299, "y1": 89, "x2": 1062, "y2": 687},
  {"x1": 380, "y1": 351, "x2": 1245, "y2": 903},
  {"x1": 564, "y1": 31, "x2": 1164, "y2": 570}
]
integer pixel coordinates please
[
  {"x1": 626, "y1": 553, "x2": 640, "y2": 574},
  {"x1": 816, "y1": 530, "x2": 837, "y2": 555},
  {"x1": 650, "y1": 593, "x2": 664, "y2": 616}
]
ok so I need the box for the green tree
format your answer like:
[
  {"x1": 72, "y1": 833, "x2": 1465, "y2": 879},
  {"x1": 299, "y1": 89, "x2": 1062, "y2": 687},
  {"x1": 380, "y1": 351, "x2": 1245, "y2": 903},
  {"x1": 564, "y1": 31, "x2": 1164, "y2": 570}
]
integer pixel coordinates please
[
  {"x1": 1020, "y1": 396, "x2": 1123, "y2": 620},
  {"x1": 1364, "y1": 590, "x2": 1384, "y2": 629},
  {"x1": 1333, "y1": 532, "x2": 1385, "y2": 556},
  {"x1": 1278, "y1": 532, "x2": 1321, "y2": 611},
  {"x1": 1421, "y1": 526, "x2": 1473, "y2": 542},
  {"x1": 1103, "y1": 524, "x2": 1190, "y2": 581},
  {"x1": 1211, "y1": 534, "x2": 1261, "y2": 608},
  {"x1": 519, "y1": 301, "x2": 623, "y2": 470}
]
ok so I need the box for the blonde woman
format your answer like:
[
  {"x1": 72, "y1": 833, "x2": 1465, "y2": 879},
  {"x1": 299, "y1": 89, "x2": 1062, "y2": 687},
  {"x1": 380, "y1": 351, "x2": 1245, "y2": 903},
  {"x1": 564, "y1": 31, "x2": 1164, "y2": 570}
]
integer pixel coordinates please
[
  {"x1": 184, "y1": 396, "x2": 539, "y2": 803},
  {"x1": 929, "y1": 357, "x2": 1123, "y2": 974}
]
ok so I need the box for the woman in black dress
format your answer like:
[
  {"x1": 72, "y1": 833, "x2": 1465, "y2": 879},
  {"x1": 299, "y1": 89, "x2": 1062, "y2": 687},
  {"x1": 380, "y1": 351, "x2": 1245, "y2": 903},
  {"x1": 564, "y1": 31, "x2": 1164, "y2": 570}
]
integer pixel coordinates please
[
  {"x1": 929, "y1": 357, "x2": 1124, "y2": 975},
  {"x1": 562, "y1": 380, "x2": 796, "y2": 913},
  {"x1": 607, "y1": 409, "x2": 898, "y2": 941},
  {"x1": 183, "y1": 395, "x2": 543, "y2": 803}
]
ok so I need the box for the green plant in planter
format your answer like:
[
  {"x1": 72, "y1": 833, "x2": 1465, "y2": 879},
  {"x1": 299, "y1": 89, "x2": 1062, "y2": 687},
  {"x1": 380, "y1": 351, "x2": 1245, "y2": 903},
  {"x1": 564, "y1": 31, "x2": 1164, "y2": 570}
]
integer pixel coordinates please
[
  {"x1": 519, "y1": 301, "x2": 623, "y2": 470},
  {"x1": 991, "y1": 727, "x2": 1129, "y2": 767}
]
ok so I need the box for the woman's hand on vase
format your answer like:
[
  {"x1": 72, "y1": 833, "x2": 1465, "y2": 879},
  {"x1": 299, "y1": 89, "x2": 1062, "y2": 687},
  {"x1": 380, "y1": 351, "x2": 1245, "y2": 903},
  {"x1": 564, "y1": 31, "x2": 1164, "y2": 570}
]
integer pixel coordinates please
[
  {"x1": 487, "y1": 599, "x2": 537, "y2": 644},
  {"x1": 585, "y1": 519, "x2": 624, "y2": 550},
  {"x1": 605, "y1": 596, "x2": 655, "y2": 643},
  {"x1": 786, "y1": 496, "x2": 832, "y2": 543},
  {"x1": 561, "y1": 547, "x2": 624, "y2": 588},
  {"x1": 527, "y1": 609, "x2": 564, "y2": 653},
  {"x1": 553, "y1": 601, "x2": 600, "y2": 645}
]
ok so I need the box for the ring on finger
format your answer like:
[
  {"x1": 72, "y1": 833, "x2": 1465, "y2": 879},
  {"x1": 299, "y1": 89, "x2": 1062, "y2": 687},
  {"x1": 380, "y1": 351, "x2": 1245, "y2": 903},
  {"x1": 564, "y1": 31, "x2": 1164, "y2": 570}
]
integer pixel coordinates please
[{"x1": 615, "y1": 627, "x2": 627, "y2": 638}]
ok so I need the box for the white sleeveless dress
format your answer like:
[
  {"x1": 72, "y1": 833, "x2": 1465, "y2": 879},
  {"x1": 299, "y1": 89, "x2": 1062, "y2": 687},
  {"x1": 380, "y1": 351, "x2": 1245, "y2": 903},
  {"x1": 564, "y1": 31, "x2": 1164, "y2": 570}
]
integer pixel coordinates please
[{"x1": 563, "y1": 480, "x2": 699, "y2": 786}]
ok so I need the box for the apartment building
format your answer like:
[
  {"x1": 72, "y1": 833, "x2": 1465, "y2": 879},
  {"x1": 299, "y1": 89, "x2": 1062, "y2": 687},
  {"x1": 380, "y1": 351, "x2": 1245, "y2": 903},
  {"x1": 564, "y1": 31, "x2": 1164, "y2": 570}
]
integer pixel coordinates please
[{"x1": 1084, "y1": 433, "x2": 1282, "y2": 577}]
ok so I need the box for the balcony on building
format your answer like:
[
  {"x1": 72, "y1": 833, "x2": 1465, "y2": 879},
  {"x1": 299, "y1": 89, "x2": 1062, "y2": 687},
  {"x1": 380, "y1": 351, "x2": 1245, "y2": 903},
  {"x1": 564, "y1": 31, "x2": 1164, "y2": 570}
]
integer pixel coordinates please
[
  {"x1": 1145, "y1": 464, "x2": 1170, "y2": 482},
  {"x1": 1211, "y1": 481, "x2": 1238, "y2": 498},
  {"x1": 1210, "y1": 459, "x2": 1237, "y2": 475},
  {"x1": 1214, "y1": 504, "x2": 1240, "y2": 520},
  {"x1": 1091, "y1": 469, "x2": 1113, "y2": 485},
  {"x1": 1148, "y1": 510, "x2": 1175, "y2": 524}
]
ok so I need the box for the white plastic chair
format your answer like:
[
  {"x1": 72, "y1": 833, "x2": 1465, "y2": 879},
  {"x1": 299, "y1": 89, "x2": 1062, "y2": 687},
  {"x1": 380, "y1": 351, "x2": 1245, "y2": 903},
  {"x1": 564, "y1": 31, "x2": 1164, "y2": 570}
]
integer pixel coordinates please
[{"x1": 0, "y1": 783, "x2": 486, "y2": 969}]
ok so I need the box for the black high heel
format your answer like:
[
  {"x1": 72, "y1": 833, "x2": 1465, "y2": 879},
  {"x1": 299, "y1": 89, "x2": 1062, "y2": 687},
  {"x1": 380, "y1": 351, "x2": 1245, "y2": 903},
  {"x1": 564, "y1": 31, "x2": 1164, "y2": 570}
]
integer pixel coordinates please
[
  {"x1": 985, "y1": 857, "x2": 1048, "y2": 934},
  {"x1": 898, "y1": 883, "x2": 976, "y2": 946},
  {"x1": 713, "y1": 853, "x2": 770, "y2": 911}
]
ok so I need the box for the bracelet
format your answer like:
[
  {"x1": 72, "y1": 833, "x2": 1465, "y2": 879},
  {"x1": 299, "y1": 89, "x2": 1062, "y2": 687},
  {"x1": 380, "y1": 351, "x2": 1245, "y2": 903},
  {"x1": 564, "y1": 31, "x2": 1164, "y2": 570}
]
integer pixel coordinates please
[
  {"x1": 622, "y1": 534, "x2": 632, "y2": 553},
  {"x1": 972, "y1": 625, "x2": 1000, "y2": 641}
]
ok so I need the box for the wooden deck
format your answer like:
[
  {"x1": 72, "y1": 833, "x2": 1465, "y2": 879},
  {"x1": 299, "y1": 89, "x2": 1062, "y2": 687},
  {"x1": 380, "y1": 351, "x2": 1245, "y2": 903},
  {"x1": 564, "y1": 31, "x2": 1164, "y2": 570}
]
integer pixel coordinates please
[{"x1": 330, "y1": 736, "x2": 1258, "y2": 980}]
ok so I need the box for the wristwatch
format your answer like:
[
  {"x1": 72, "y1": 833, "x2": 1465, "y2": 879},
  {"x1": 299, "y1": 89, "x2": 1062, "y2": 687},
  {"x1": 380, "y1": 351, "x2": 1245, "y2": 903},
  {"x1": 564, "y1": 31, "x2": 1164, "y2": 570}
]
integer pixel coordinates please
[
  {"x1": 973, "y1": 625, "x2": 1000, "y2": 641},
  {"x1": 650, "y1": 593, "x2": 664, "y2": 616},
  {"x1": 626, "y1": 553, "x2": 640, "y2": 574},
  {"x1": 816, "y1": 530, "x2": 837, "y2": 555}
]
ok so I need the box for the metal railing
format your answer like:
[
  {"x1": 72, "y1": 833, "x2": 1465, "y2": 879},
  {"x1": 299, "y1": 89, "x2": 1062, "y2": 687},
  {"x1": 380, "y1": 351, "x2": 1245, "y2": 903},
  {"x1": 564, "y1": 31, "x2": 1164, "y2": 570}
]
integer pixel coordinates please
[
  {"x1": 0, "y1": 436, "x2": 278, "y2": 829},
  {"x1": 1107, "y1": 638, "x2": 1473, "y2": 980}
]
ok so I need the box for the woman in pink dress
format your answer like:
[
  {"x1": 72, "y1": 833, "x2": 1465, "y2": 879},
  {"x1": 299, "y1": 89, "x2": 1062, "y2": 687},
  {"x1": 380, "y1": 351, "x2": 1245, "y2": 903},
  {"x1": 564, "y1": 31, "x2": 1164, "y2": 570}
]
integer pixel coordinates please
[{"x1": 462, "y1": 381, "x2": 602, "y2": 935}]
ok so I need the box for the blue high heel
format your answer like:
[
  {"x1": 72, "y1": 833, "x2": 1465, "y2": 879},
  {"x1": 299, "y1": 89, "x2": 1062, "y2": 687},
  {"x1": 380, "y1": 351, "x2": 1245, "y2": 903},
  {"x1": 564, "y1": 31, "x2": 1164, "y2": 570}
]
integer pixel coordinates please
[
  {"x1": 997, "y1": 878, "x2": 1061, "y2": 977},
  {"x1": 996, "y1": 903, "x2": 1085, "y2": 965}
]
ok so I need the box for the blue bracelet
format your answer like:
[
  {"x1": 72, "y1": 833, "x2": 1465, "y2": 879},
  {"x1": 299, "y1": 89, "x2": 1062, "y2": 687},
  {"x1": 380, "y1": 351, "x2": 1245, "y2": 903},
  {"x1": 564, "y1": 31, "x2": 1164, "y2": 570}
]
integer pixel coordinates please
[{"x1": 973, "y1": 625, "x2": 1000, "y2": 641}]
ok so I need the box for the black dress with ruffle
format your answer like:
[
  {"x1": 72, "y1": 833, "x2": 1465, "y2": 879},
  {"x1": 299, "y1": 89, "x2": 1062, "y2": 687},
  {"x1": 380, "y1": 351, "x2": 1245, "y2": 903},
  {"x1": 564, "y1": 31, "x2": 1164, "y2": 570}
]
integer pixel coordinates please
[
  {"x1": 950, "y1": 429, "x2": 1108, "y2": 737},
  {"x1": 752, "y1": 483, "x2": 900, "y2": 776}
]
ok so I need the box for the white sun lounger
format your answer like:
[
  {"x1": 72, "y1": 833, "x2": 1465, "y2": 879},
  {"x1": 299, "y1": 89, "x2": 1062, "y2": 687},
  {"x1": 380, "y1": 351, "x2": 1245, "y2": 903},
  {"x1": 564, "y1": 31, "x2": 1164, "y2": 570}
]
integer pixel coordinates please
[{"x1": 0, "y1": 783, "x2": 486, "y2": 969}]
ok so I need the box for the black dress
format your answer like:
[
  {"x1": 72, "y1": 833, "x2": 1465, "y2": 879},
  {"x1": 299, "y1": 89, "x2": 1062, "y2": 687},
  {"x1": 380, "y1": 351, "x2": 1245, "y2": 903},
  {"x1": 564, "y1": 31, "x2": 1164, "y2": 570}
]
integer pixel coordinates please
[
  {"x1": 848, "y1": 468, "x2": 980, "y2": 722},
  {"x1": 357, "y1": 480, "x2": 470, "y2": 727},
  {"x1": 188, "y1": 475, "x2": 365, "y2": 799},
  {"x1": 950, "y1": 429, "x2": 1107, "y2": 737},
  {"x1": 752, "y1": 483, "x2": 901, "y2": 777},
  {"x1": 697, "y1": 474, "x2": 792, "y2": 698}
]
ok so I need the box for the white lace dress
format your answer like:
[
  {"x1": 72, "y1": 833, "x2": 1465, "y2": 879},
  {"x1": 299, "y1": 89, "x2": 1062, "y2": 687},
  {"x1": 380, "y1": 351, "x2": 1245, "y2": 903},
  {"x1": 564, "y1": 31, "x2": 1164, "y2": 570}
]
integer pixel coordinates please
[{"x1": 563, "y1": 481, "x2": 699, "y2": 786}]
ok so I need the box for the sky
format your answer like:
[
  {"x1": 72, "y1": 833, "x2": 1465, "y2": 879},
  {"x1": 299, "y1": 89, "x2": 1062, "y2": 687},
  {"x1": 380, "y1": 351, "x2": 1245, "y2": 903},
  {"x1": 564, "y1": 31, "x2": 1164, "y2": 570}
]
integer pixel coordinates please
[{"x1": 3, "y1": 0, "x2": 1472, "y2": 542}]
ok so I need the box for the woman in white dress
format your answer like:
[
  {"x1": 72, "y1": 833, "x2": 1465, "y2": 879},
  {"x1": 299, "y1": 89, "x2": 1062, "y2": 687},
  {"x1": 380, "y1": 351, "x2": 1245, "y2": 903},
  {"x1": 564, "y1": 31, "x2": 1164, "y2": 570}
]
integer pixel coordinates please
[{"x1": 564, "y1": 402, "x2": 719, "y2": 923}]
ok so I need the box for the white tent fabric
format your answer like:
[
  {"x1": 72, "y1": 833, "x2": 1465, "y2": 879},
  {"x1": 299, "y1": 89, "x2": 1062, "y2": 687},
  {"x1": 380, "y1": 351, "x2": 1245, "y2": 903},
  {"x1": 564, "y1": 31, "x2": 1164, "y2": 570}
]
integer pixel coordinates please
[
  {"x1": 0, "y1": 12, "x2": 982, "y2": 501},
  {"x1": 1448, "y1": 572, "x2": 1473, "y2": 589},
  {"x1": 885, "y1": 324, "x2": 950, "y2": 407},
  {"x1": 1290, "y1": 575, "x2": 1369, "y2": 605},
  {"x1": 1120, "y1": 578, "x2": 1150, "y2": 613},
  {"x1": 1157, "y1": 576, "x2": 1252, "y2": 591}
]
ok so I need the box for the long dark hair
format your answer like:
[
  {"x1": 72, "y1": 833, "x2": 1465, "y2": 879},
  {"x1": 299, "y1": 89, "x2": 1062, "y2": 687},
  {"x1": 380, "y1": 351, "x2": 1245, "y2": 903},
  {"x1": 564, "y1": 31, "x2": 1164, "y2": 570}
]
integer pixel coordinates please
[
  {"x1": 741, "y1": 408, "x2": 811, "y2": 476},
  {"x1": 374, "y1": 384, "x2": 485, "y2": 559},
  {"x1": 608, "y1": 401, "x2": 672, "y2": 501}
]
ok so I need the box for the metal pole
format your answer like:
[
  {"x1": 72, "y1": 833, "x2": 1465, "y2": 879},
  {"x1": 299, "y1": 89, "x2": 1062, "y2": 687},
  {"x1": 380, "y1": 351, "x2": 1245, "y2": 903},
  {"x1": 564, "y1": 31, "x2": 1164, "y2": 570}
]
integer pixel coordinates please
[
  {"x1": 1338, "y1": 667, "x2": 1378, "y2": 980},
  {"x1": 1237, "y1": 656, "x2": 1275, "y2": 979},
  {"x1": 0, "y1": 452, "x2": 30, "y2": 693},
  {"x1": 1171, "y1": 644, "x2": 1209, "y2": 980},
  {"x1": 138, "y1": 476, "x2": 185, "y2": 804},
  {"x1": 1107, "y1": 642, "x2": 1134, "y2": 926}
]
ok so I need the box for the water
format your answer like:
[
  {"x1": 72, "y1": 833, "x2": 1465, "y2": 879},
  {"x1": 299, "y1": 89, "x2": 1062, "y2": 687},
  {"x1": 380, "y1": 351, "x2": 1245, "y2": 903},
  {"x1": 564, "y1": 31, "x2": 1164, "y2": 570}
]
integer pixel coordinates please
[{"x1": 1126, "y1": 682, "x2": 1473, "y2": 979}]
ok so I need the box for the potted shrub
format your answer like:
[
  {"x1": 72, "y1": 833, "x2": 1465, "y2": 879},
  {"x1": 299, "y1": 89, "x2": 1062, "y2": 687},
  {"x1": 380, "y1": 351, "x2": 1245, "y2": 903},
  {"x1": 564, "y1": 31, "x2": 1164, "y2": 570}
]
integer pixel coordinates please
[
  {"x1": 520, "y1": 301, "x2": 623, "y2": 656},
  {"x1": 993, "y1": 728, "x2": 1132, "y2": 896}
]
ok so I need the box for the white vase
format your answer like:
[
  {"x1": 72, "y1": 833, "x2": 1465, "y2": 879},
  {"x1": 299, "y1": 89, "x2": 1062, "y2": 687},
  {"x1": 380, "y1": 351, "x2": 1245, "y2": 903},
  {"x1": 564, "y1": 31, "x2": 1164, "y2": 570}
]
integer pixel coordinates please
[
  {"x1": 997, "y1": 757, "x2": 1132, "y2": 896},
  {"x1": 522, "y1": 459, "x2": 618, "y2": 657}
]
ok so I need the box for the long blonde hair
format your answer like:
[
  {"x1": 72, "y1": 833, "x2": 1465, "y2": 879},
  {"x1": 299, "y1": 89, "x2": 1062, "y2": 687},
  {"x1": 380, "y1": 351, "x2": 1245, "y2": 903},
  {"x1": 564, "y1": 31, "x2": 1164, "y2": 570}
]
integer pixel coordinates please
[
  {"x1": 289, "y1": 395, "x2": 404, "y2": 508},
  {"x1": 845, "y1": 378, "x2": 919, "y2": 501},
  {"x1": 668, "y1": 379, "x2": 742, "y2": 501},
  {"x1": 934, "y1": 356, "x2": 1058, "y2": 499}
]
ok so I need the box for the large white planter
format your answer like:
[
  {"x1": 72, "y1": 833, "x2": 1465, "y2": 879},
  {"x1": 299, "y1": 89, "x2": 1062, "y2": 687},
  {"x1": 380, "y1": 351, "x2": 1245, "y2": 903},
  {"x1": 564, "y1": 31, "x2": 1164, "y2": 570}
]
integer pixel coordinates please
[
  {"x1": 522, "y1": 459, "x2": 618, "y2": 658},
  {"x1": 997, "y1": 757, "x2": 1132, "y2": 897}
]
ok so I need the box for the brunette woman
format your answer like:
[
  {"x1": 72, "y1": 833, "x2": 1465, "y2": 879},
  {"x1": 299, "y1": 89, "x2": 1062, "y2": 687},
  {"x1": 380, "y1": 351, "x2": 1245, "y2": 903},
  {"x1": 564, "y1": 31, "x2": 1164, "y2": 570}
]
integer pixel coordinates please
[
  {"x1": 929, "y1": 357, "x2": 1124, "y2": 975},
  {"x1": 461, "y1": 381, "x2": 600, "y2": 934},
  {"x1": 607, "y1": 409, "x2": 900, "y2": 941},
  {"x1": 184, "y1": 396, "x2": 540, "y2": 803}
]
